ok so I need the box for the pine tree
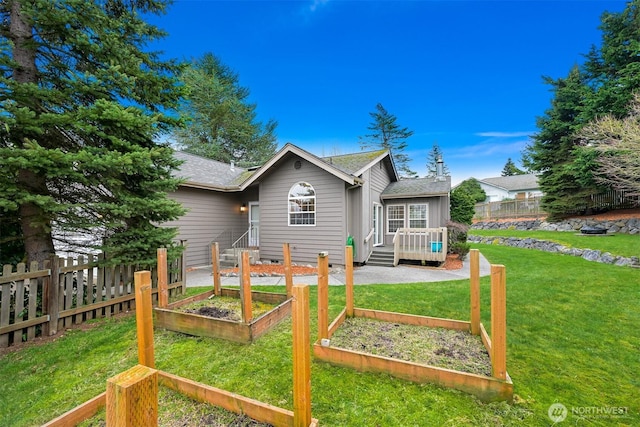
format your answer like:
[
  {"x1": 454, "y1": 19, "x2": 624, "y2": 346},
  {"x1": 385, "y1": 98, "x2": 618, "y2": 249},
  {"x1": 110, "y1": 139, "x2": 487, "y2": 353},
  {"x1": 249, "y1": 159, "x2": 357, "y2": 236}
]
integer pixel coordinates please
[
  {"x1": 359, "y1": 103, "x2": 416, "y2": 177},
  {"x1": 501, "y1": 158, "x2": 525, "y2": 176},
  {"x1": 174, "y1": 53, "x2": 278, "y2": 167},
  {"x1": 0, "y1": 0, "x2": 185, "y2": 264},
  {"x1": 455, "y1": 179, "x2": 486, "y2": 203},
  {"x1": 425, "y1": 142, "x2": 450, "y2": 178},
  {"x1": 522, "y1": 66, "x2": 595, "y2": 219}
]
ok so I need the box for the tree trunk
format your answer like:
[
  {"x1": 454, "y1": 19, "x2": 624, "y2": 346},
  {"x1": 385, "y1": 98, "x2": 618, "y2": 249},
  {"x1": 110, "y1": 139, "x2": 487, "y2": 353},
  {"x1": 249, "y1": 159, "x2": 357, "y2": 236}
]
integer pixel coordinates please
[{"x1": 10, "y1": 0, "x2": 56, "y2": 263}]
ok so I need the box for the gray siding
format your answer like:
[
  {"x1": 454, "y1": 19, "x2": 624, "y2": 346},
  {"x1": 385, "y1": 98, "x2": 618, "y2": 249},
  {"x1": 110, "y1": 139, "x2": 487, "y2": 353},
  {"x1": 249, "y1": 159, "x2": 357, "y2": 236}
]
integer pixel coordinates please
[
  {"x1": 383, "y1": 196, "x2": 449, "y2": 246},
  {"x1": 164, "y1": 187, "x2": 248, "y2": 267},
  {"x1": 360, "y1": 160, "x2": 393, "y2": 259},
  {"x1": 259, "y1": 155, "x2": 347, "y2": 265}
]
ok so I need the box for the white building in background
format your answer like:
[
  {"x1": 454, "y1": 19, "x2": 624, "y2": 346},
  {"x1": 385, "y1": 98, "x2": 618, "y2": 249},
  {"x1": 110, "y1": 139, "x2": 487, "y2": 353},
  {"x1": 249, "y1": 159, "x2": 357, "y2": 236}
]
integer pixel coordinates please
[{"x1": 477, "y1": 174, "x2": 542, "y2": 202}]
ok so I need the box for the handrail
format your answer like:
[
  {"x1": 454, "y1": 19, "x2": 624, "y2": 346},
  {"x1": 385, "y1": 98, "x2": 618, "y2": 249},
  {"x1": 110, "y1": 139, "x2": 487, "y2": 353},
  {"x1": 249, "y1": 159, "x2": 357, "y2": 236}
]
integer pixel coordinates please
[
  {"x1": 364, "y1": 228, "x2": 375, "y2": 244},
  {"x1": 392, "y1": 228, "x2": 400, "y2": 244},
  {"x1": 232, "y1": 228, "x2": 250, "y2": 249}
]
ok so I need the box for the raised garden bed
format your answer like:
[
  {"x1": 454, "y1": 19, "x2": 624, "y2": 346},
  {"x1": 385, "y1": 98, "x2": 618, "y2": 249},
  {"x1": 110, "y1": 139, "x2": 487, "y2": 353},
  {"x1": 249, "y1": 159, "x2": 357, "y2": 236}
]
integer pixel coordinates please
[
  {"x1": 154, "y1": 289, "x2": 292, "y2": 344},
  {"x1": 313, "y1": 248, "x2": 513, "y2": 403}
]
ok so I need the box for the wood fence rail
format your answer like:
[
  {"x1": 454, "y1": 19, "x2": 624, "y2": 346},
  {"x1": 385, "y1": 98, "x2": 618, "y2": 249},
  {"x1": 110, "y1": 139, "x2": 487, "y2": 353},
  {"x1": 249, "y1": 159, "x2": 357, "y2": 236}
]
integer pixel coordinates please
[{"x1": 0, "y1": 249, "x2": 185, "y2": 348}]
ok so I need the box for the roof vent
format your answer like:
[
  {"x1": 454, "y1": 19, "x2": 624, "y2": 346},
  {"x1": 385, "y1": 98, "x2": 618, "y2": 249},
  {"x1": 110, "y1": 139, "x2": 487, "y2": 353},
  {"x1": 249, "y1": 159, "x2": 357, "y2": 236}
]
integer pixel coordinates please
[{"x1": 294, "y1": 160, "x2": 302, "y2": 170}]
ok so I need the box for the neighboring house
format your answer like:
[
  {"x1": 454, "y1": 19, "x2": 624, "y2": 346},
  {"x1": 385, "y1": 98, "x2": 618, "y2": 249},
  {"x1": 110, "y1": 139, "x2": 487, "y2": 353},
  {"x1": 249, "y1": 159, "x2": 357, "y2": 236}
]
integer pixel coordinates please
[
  {"x1": 163, "y1": 144, "x2": 451, "y2": 267},
  {"x1": 477, "y1": 174, "x2": 541, "y2": 202}
]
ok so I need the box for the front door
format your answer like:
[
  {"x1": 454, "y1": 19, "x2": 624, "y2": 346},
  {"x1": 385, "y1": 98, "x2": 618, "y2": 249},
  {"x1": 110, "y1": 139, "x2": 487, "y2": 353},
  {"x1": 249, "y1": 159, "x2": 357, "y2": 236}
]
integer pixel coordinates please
[
  {"x1": 249, "y1": 202, "x2": 259, "y2": 247},
  {"x1": 373, "y1": 203, "x2": 383, "y2": 246}
]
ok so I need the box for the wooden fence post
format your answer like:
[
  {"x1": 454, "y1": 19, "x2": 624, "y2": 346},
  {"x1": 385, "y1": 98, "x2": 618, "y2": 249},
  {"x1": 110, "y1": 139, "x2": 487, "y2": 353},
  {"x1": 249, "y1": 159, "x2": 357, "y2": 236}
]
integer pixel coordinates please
[
  {"x1": 490, "y1": 264, "x2": 507, "y2": 380},
  {"x1": 470, "y1": 249, "x2": 480, "y2": 335},
  {"x1": 46, "y1": 256, "x2": 60, "y2": 336},
  {"x1": 317, "y1": 252, "x2": 329, "y2": 341},
  {"x1": 157, "y1": 248, "x2": 168, "y2": 308},
  {"x1": 211, "y1": 242, "x2": 221, "y2": 296},
  {"x1": 180, "y1": 240, "x2": 188, "y2": 295},
  {"x1": 292, "y1": 284, "x2": 311, "y2": 427},
  {"x1": 283, "y1": 243, "x2": 293, "y2": 298},
  {"x1": 240, "y1": 251, "x2": 253, "y2": 323},
  {"x1": 134, "y1": 271, "x2": 155, "y2": 368},
  {"x1": 345, "y1": 246, "x2": 354, "y2": 317}
]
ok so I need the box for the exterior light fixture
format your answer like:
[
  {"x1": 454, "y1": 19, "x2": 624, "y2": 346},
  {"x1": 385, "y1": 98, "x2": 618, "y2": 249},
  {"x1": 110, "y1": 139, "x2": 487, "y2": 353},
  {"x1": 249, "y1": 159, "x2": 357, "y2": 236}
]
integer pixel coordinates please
[{"x1": 240, "y1": 203, "x2": 246, "y2": 213}]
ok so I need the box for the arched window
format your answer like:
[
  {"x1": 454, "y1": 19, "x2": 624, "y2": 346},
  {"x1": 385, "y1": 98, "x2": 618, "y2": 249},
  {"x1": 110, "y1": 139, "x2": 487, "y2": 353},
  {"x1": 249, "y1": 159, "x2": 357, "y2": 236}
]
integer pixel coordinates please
[{"x1": 288, "y1": 182, "x2": 316, "y2": 226}]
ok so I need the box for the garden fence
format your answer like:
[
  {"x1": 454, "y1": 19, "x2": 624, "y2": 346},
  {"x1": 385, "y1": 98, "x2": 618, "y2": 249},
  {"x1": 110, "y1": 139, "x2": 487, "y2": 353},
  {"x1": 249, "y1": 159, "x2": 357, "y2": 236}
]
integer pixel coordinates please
[{"x1": 0, "y1": 250, "x2": 185, "y2": 348}]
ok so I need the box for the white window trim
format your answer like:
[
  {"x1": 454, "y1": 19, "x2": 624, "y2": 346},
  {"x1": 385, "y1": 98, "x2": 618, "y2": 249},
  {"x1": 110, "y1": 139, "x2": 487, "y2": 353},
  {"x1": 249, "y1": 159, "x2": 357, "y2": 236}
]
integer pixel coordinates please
[
  {"x1": 386, "y1": 204, "x2": 405, "y2": 234},
  {"x1": 288, "y1": 182, "x2": 316, "y2": 227},
  {"x1": 408, "y1": 203, "x2": 429, "y2": 229}
]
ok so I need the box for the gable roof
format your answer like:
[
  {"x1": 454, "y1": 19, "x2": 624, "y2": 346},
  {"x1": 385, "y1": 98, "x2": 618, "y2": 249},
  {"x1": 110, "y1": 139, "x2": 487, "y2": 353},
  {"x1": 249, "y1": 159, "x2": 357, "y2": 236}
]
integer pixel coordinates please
[
  {"x1": 174, "y1": 151, "x2": 250, "y2": 191},
  {"x1": 239, "y1": 143, "x2": 371, "y2": 189},
  {"x1": 320, "y1": 149, "x2": 398, "y2": 179},
  {"x1": 381, "y1": 176, "x2": 451, "y2": 200},
  {"x1": 478, "y1": 174, "x2": 539, "y2": 192}
]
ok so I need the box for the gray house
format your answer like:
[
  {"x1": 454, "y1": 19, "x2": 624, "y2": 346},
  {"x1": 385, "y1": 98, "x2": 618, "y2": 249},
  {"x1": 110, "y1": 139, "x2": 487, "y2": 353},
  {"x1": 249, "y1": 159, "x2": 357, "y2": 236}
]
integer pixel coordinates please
[{"x1": 164, "y1": 144, "x2": 451, "y2": 267}]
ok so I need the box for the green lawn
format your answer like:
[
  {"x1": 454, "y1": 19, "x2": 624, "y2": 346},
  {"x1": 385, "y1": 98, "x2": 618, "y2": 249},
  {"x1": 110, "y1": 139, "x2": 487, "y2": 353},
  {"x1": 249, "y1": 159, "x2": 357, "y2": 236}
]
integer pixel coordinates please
[
  {"x1": 1, "y1": 244, "x2": 638, "y2": 426},
  {"x1": 469, "y1": 228, "x2": 640, "y2": 258}
]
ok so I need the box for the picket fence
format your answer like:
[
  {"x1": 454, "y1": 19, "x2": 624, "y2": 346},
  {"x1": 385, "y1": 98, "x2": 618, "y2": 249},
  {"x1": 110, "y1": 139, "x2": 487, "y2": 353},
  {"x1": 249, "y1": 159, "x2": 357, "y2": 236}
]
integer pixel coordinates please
[{"x1": 0, "y1": 250, "x2": 186, "y2": 348}]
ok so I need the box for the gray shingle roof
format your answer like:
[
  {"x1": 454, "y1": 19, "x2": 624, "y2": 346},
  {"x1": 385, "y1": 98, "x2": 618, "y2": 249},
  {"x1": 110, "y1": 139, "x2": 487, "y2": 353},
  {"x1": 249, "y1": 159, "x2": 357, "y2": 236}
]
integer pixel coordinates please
[
  {"x1": 174, "y1": 151, "x2": 248, "y2": 189},
  {"x1": 479, "y1": 174, "x2": 539, "y2": 191},
  {"x1": 381, "y1": 176, "x2": 451, "y2": 199}
]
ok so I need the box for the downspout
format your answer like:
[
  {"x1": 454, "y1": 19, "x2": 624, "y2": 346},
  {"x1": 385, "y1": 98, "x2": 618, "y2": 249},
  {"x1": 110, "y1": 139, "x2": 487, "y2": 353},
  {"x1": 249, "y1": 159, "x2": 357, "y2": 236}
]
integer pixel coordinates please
[{"x1": 346, "y1": 182, "x2": 361, "y2": 263}]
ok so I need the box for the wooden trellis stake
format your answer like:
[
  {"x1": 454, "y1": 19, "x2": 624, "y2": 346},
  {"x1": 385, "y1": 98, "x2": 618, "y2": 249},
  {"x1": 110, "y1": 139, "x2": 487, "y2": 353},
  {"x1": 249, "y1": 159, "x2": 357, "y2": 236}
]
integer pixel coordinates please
[
  {"x1": 490, "y1": 264, "x2": 507, "y2": 380},
  {"x1": 292, "y1": 284, "x2": 311, "y2": 427},
  {"x1": 106, "y1": 364, "x2": 158, "y2": 427},
  {"x1": 283, "y1": 243, "x2": 293, "y2": 298},
  {"x1": 345, "y1": 246, "x2": 354, "y2": 317},
  {"x1": 157, "y1": 248, "x2": 168, "y2": 308},
  {"x1": 240, "y1": 251, "x2": 253, "y2": 323},
  {"x1": 470, "y1": 249, "x2": 481, "y2": 335},
  {"x1": 317, "y1": 252, "x2": 329, "y2": 341},
  {"x1": 211, "y1": 242, "x2": 221, "y2": 296},
  {"x1": 134, "y1": 271, "x2": 155, "y2": 368}
]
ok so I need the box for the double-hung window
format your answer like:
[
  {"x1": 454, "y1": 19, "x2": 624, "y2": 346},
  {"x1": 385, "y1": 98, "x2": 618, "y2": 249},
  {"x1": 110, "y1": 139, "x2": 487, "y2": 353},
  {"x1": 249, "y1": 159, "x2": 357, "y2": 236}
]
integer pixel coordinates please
[
  {"x1": 386, "y1": 205, "x2": 405, "y2": 233},
  {"x1": 409, "y1": 204, "x2": 428, "y2": 228},
  {"x1": 288, "y1": 182, "x2": 316, "y2": 226}
]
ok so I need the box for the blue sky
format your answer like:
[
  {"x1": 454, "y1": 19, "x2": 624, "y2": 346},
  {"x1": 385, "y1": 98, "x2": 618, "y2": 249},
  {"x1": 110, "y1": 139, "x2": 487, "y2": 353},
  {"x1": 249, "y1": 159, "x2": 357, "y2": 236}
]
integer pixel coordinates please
[{"x1": 148, "y1": 0, "x2": 628, "y2": 184}]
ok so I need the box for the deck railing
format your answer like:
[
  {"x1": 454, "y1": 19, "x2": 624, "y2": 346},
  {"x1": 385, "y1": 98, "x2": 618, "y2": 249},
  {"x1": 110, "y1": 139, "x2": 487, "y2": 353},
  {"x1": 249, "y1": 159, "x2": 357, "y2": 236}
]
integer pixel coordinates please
[{"x1": 393, "y1": 227, "x2": 448, "y2": 266}]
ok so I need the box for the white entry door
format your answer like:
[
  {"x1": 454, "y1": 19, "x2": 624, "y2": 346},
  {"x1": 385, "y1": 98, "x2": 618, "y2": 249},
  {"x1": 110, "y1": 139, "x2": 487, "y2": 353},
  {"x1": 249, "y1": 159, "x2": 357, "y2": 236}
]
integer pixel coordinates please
[
  {"x1": 249, "y1": 202, "x2": 259, "y2": 247},
  {"x1": 373, "y1": 203, "x2": 383, "y2": 246}
]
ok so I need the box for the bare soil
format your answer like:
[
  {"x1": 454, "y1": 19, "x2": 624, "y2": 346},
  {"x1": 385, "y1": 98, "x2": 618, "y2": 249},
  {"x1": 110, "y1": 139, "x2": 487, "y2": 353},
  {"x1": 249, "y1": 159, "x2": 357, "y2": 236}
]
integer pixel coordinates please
[
  {"x1": 178, "y1": 296, "x2": 276, "y2": 320},
  {"x1": 329, "y1": 317, "x2": 491, "y2": 377}
]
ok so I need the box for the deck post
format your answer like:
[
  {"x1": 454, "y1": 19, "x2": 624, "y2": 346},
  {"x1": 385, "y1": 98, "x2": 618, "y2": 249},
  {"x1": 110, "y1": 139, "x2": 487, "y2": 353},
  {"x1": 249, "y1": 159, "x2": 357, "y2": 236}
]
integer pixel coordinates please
[
  {"x1": 345, "y1": 246, "x2": 354, "y2": 317},
  {"x1": 317, "y1": 252, "x2": 329, "y2": 341},
  {"x1": 134, "y1": 271, "x2": 155, "y2": 368},
  {"x1": 292, "y1": 284, "x2": 311, "y2": 427},
  {"x1": 490, "y1": 264, "x2": 507, "y2": 380},
  {"x1": 470, "y1": 249, "x2": 480, "y2": 335},
  {"x1": 211, "y1": 242, "x2": 221, "y2": 296}
]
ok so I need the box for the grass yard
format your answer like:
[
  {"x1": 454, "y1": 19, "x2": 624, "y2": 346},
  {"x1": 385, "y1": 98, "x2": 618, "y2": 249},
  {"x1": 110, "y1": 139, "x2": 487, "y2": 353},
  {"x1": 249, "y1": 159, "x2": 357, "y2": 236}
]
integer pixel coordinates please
[
  {"x1": 0, "y1": 244, "x2": 638, "y2": 426},
  {"x1": 469, "y1": 228, "x2": 639, "y2": 258}
]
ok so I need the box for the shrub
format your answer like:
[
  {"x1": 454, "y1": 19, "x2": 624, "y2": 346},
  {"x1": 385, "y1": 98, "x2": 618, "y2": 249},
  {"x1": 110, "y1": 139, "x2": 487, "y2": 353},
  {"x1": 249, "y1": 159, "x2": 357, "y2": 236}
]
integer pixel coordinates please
[{"x1": 451, "y1": 241, "x2": 471, "y2": 260}]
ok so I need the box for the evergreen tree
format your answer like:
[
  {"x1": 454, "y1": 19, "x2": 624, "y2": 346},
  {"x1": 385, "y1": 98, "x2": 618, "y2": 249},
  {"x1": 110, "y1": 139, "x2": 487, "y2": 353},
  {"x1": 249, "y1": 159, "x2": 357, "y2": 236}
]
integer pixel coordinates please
[
  {"x1": 359, "y1": 103, "x2": 416, "y2": 177},
  {"x1": 174, "y1": 53, "x2": 277, "y2": 167},
  {"x1": 450, "y1": 188, "x2": 475, "y2": 225},
  {"x1": 425, "y1": 142, "x2": 450, "y2": 178},
  {"x1": 522, "y1": 66, "x2": 595, "y2": 219},
  {"x1": 501, "y1": 158, "x2": 525, "y2": 176},
  {"x1": 0, "y1": 0, "x2": 185, "y2": 264},
  {"x1": 456, "y1": 178, "x2": 486, "y2": 203}
]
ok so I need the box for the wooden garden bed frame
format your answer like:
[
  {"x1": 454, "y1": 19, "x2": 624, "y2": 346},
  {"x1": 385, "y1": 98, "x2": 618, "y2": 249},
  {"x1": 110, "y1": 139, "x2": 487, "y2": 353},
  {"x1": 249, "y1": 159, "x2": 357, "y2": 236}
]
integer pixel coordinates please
[
  {"x1": 313, "y1": 248, "x2": 514, "y2": 403},
  {"x1": 154, "y1": 244, "x2": 294, "y2": 344},
  {"x1": 44, "y1": 270, "x2": 318, "y2": 427}
]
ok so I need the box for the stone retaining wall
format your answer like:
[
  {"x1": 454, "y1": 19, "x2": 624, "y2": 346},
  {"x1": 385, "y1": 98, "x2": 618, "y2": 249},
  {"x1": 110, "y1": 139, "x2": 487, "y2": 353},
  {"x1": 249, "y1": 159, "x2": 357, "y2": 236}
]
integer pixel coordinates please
[
  {"x1": 467, "y1": 235, "x2": 639, "y2": 267},
  {"x1": 472, "y1": 217, "x2": 640, "y2": 235}
]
